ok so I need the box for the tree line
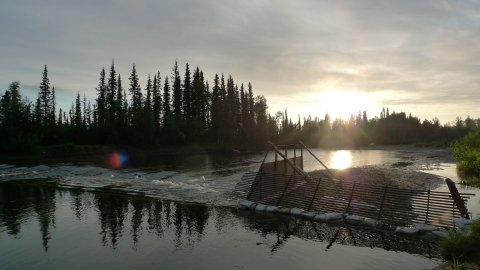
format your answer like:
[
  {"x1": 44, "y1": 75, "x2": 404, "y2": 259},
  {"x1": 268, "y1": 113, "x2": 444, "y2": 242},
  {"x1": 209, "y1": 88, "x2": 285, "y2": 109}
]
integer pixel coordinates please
[
  {"x1": 274, "y1": 107, "x2": 480, "y2": 147},
  {"x1": 1, "y1": 62, "x2": 479, "y2": 153},
  {"x1": 0, "y1": 61, "x2": 271, "y2": 153}
]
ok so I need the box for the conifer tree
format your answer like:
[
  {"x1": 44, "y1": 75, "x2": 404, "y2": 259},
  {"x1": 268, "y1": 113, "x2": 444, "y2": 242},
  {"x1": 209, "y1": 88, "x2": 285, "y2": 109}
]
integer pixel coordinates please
[
  {"x1": 171, "y1": 60, "x2": 182, "y2": 117},
  {"x1": 152, "y1": 72, "x2": 162, "y2": 134},
  {"x1": 182, "y1": 63, "x2": 192, "y2": 119},
  {"x1": 96, "y1": 67, "x2": 107, "y2": 128},
  {"x1": 247, "y1": 82, "x2": 254, "y2": 119},
  {"x1": 192, "y1": 67, "x2": 208, "y2": 127},
  {"x1": 107, "y1": 60, "x2": 117, "y2": 123},
  {"x1": 200, "y1": 71, "x2": 209, "y2": 125},
  {"x1": 38, "y1": 65, "x2": 52, "y2": 126},
  {"x1": 51, "y1": 86, "x2": 56, "y2": 126},
  {"x1": 163, "y1": 76, "x2": 171, "y2": 117},
  {"x1": 82, "y1": 94, "x2": 87, "y2": 127},
  {"x1": 210, "y1": 74, "x2": 221, "y2": 142},
  {"x1": 75, "y1": 92, "x2": 82, "y2": 129},
  {"x1": 116, "y1": 74, "x2": 125, "y2": 130},
  {"x1": 87, "y1": 101, "x2": 92, "y2": 127},
  {"x1": 240, "y1": 84, "x2": 248, "y2": 141},
  {"x1": 129, "y1": 64, "x2": 142, "y2": 112},
  {"x1": 145, "y1": 74, "x2": 152, "y2": 111},
  {"x1": 58, "y1": 108, "x2": 63, "y2": 126}
]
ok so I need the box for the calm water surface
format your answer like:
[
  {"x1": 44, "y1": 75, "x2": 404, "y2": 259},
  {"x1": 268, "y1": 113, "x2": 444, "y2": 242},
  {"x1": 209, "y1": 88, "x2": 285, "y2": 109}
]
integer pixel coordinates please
[{"x1": 1, "y1": 147, "x2": 478, "y2": 269}]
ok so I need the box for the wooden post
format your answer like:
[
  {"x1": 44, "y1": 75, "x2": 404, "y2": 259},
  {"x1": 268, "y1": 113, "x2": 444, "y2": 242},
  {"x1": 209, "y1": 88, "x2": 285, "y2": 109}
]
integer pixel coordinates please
[
  {"x1": 269, "y1": 142, "x2": 310, "y2": 178},
  {"x1": 300, "y1": 146, "x2": 304, "y2": 170},
  {"x1": 425, "y1": 190, "x2": 430, "y2": 224},
  {"x1": 446, "y1": 178, "x2": 470, "y2": 219}
]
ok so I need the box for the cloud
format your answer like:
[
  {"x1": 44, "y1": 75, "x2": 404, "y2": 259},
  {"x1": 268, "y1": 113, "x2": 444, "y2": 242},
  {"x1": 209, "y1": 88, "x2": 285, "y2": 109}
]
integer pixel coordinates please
[{"x1": 1, "y1": 0, "x2": 479, "y2": 123}]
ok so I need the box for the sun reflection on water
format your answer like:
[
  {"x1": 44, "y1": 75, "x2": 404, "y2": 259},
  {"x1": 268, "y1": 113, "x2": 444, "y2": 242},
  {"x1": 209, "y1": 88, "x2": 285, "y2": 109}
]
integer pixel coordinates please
[{"x1": 330, "y1": 150, "x2": 352, "y2": 169}]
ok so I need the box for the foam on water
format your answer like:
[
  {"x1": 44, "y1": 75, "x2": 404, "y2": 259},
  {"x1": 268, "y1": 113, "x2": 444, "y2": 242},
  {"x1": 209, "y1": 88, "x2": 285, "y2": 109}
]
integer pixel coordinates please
[{"x1": 0, "y1": 163, "x2": 232, "y2": 205}]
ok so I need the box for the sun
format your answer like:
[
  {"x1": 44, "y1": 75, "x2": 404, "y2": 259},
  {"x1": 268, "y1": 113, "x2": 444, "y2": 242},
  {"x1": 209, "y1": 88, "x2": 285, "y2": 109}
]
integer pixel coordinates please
[{"x1": 309, "y1": 91, "x2": 376, "y2": 121}]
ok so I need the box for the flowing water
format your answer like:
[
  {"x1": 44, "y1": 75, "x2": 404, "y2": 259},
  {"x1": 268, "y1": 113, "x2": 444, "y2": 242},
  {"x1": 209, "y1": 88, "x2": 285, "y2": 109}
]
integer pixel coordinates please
[{"x1": 1, "y1": 147, "x2": 479, "y2": 269}]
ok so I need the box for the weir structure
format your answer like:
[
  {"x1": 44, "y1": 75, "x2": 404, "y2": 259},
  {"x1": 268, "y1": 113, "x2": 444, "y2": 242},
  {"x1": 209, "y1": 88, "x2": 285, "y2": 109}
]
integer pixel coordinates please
[{"x1": 232, "y1": 142, "x2": 474, "y2": 229}]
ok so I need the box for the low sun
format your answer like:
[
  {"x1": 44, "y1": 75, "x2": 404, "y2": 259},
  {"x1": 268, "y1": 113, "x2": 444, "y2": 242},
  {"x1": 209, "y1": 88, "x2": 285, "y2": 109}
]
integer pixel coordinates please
[{"x1": 309, "y1": 91, "x2": 376, "y2": 121}]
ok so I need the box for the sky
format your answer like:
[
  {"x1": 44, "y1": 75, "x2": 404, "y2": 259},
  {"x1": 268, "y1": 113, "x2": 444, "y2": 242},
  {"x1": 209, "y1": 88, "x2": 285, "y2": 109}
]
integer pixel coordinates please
[{"x1": 1, "y1": 0, "x2": 480, "y2": 125}]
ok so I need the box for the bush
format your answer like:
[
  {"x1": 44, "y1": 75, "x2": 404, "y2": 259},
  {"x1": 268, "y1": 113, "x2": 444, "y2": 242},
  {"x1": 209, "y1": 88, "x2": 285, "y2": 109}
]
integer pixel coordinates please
[
  {"x1": 452, "y1": 130, "x2": 480, "y2": 186},
  {"x1": 439, "y1": 219, "x2": 480, "y2": 261}
]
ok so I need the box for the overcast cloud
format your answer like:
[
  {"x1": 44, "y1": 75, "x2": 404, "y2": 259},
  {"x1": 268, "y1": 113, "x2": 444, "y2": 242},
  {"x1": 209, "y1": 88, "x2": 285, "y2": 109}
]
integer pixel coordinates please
[{"x1": 1, "y1": 0, "x2": 479, "y2": 124}]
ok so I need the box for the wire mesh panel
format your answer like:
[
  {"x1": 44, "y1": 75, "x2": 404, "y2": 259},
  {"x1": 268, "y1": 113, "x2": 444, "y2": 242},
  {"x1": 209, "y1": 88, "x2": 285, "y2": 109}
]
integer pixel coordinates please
[{"x1": 232, "y1": 171, "x2": 473, "y2": 229}]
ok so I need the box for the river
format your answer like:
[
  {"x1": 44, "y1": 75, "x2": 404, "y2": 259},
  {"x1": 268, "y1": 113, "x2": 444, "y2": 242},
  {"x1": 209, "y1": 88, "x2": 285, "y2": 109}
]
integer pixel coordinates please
[{"x1": 1, "y1": 146, "x2": 479, "y2": 269}]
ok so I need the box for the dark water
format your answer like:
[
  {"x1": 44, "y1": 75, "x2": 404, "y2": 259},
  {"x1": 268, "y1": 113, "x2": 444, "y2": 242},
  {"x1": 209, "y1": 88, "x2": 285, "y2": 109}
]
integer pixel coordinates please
[
  {"x1": 2, "y1": 147, "x2": 473, "y2": 269},
  {"x1": 0, "y1": 179, "x2": 440, "y2": 270}
]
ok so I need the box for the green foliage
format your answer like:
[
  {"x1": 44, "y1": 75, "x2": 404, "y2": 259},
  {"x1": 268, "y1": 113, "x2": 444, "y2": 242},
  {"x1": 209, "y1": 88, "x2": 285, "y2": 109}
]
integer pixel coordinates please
[
  {"x1": 452, "y1": 130, "x2": 480, "y2": 186},
  {"x1": 439, "y1": 219, "x2": 480, "y2": 261},
  {"x1": 448, "y1": 255, "x2": 466, "y2": 270}
]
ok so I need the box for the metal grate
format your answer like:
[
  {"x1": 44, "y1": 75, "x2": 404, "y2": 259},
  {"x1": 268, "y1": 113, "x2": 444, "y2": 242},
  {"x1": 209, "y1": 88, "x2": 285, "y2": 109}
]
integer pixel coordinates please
[{"x1": 231, "y1": 171, "x2": 474, "y2": 229}]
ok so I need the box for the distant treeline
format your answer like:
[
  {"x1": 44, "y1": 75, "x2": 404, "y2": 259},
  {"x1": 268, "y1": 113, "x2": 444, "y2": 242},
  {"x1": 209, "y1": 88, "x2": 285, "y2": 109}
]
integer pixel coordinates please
[
  {"x1": 1, "y1": 62, "x2": 479, "y2": 153},
  {"x1": 276, "y1": 107, "x2": 480, "y2": 148}
]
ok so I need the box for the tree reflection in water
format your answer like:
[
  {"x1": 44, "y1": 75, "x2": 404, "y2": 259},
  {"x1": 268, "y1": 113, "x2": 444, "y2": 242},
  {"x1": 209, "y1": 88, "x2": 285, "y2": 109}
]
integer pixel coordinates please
[
  {"x1": 235, "y1": 210, "x2": 441, "y2": 259},
  {"x1": 0, "y1": 179, "x2": 440, "y2": 260}
]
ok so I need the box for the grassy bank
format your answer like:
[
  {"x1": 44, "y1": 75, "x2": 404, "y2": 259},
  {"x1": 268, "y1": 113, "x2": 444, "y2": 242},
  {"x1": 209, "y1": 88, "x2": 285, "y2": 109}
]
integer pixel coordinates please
[{"x1": 451, "y1": 130, "x2": 480, "y2": 187}]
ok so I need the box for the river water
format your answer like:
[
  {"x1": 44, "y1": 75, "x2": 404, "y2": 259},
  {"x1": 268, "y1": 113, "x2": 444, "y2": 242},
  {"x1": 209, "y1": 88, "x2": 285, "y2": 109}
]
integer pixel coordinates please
[{"x1": 1, "y1": 147, "x2": 479, "y2": 269}]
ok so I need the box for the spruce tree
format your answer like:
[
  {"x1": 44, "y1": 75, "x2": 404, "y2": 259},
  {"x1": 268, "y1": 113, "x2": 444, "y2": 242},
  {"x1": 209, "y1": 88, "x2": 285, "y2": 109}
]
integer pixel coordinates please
[
  {"x1": 58, "y1": 108, "x2": 63, "y2": 126},
  {"x1": 192, "y1": 67, "x2": 207, "y2": 127},
  {"x1": 145, "y1": 74, "x2": 152, "y2": 111},
  {"x1": 75, "y1": 92, "x2": 82, "y2": 128},
  {"x1": 107, "y1": 60, "x2": 117, "y2": 124},
  {"x1": 96, "y1": 67, "x2": 107, "y2": 128},
  {"x1": 82, "y1": 94, "x2": 87, "y2": 127},
  {"x1": 152, "y1": 72, "x2": 162, "y2": 134},
  {"x1": 171, "y1": 60, "x2": 182, "y2": 117},
  {"x1": 51, "y1": 86, "x2": 56, "y2": 126},
  {"x1": 128, "y1": 64, "x2": 142, "y2": 128},
  {"x1": 182, "y1": 63, "x2": 192, "y2": 119},
  {"x1": 211, "y1": 74, "x2": 221, "y2": 142},
  {"x1": 39, "y1": 65, "x2": 51, "y2": 126},
  {"x1": 163, "y1": 76, "x2": 171, "y2": 117},
  {"x1": 200, "y1": 70, "x2": 208, "y2": 126},
  {"x1": 128, "y1": 64, "x2": 142, "y2": 112},
  {"x1": 116, "y1": 74, "x2": 125, "y2": 130}
]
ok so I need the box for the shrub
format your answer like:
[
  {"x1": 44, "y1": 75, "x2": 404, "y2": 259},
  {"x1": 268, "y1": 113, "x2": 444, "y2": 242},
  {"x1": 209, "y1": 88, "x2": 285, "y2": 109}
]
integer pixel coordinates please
[
  {"x1": 452, "y1": 130, "x2": 480, "y2": 186},
  {"x1": 439, "y1": 219, "x2": 480, "y2": 261}
]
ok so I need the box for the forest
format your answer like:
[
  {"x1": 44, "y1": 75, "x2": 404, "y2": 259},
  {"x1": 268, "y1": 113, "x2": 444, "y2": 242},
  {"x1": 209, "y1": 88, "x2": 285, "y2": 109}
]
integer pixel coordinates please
[{"x1": 1, "y1": 61, "x2": 480, "y2": 154}]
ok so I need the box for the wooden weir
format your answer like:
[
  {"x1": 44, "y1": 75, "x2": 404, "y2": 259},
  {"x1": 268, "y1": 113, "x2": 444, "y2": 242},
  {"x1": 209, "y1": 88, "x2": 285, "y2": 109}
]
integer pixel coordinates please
[{"x1": 232, "y1": 142, "x2": 475, "y2": 229}]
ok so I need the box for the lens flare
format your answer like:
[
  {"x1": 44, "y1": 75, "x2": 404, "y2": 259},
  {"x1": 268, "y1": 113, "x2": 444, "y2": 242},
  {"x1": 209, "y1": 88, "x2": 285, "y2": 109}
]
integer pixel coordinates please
[{"x1": 110, "y1": 152, "x2": 128, "y2": 168}]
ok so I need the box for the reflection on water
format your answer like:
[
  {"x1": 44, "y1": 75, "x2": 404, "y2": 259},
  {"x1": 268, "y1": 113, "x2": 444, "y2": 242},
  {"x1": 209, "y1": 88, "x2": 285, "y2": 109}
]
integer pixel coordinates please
[
  {"x1": 3, "y1": 147, "x2": 478, "y2": 269},
  {"x1": 330, "y1": 151, "x2": 352, "y2": 169},
  {"x1": 0, "y1": 180, "x2": 440, "y2": 269}
]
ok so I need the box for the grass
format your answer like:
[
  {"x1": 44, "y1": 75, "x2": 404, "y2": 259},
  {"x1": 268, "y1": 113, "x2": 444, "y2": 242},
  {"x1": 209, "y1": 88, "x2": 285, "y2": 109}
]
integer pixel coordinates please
[{"x1": 438, "y1": 219, "x2": 480, "y2": 269}]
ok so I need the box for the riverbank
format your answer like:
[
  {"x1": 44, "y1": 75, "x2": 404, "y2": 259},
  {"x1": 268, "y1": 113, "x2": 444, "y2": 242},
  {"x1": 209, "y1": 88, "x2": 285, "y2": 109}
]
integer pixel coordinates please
[{"x1": 0, "y1": 143, "x2": 254, "y2": 166}]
